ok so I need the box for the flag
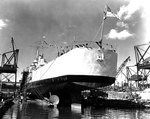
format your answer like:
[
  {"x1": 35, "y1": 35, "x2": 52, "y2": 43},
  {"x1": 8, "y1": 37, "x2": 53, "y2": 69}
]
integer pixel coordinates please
[{"x1": 103, "y1": 5, "x2": 119, "y2": 20}]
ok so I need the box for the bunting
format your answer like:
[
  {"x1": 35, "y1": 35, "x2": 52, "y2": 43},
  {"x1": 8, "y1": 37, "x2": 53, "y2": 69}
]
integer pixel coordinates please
[{"x1": 103, "y1": 5, "x2": 119, "y2": 20}]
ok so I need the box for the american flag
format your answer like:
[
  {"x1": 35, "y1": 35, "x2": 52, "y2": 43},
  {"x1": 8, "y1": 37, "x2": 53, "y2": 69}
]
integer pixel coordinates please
[{"x1": 103, "y1": 5, "x2": 119, "y2": 20}]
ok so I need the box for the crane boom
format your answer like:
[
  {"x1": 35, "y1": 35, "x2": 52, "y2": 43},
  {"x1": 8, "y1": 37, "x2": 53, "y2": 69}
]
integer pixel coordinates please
[{"x1": 116, "y1": 56, "x2": 130, "y2": 77}]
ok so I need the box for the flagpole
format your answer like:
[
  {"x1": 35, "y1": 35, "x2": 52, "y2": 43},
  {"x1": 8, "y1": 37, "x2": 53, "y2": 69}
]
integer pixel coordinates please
[
  {"x1": 100, "y1": 11, "x2": 106, "y2": 48},
  {"x1": 100, "y1": 5, "x2": 120, "y2": 48}
]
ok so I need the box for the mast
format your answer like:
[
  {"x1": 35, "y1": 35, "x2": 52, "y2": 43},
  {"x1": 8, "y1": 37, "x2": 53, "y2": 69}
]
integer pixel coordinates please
[
  {"x1": 99, "y1": 5, "x2": 108, "y2": 48},
  {"x1": 99, "y1": 16, "x2": 105, "y2": 48},
  {"x1": 99, "y1": 5, "x2": 119, "y2": 48}
]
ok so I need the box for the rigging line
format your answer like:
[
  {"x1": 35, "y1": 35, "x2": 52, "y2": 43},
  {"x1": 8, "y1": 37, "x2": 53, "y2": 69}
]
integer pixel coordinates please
[
  {"x1": 30, "y1": 84, "x2": 44, "y2": 99},
  {"x1": 27, "y1": 80, "x2": 44, "y2": 99},
  {"x1": 91, "y1": 19, "x2": 103, "y2": 42},
  {"x1": 32, "y1": 85, "x2": 44, "y2": 99},
  {"x1": 32, "y1": 83, "x2": 44, "y2": 99},
  {"x1": 38, "y1": 87, "x2": 45, "y2": 99},
  {"x1": 38, "y1": 55, "x2": 58, "y2": 81},
  {"x1": 35, "y1": 88, "x2": 44, "y2": 99},
  {"x1": 100, "y1": 17, "x2": 105, "y2": 43},
  {"x1": 91, "y1": 7, "x2": 104, "y2": 42}
]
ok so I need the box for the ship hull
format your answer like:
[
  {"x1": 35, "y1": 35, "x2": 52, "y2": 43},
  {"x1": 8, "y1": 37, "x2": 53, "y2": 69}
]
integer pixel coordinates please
[
  {"x1": 26, "y1": 47, "x2": 117, "y2": 106},
  {"x1": 30, "y1": 48, "x2": 117, "y2": 82},
  {"x1": 26, "y1": 75, "x2": 115, "y2": 106},
  {"x1": 27, "y1": 75, "x2": 115, "y2": 93}
]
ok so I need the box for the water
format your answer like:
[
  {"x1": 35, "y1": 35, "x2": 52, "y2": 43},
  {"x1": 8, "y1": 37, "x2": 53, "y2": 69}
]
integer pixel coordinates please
[{"x1": 2, "y1": 101, "x2": 150, "y2": 119}]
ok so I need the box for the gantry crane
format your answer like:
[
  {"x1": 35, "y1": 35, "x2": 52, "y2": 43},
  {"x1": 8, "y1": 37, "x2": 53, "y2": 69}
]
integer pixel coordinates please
[
  {"x1": 113, "y1": 56, "x2": 130, "y2": 90},
  {"x1": 0, "y1": 37, "x2": 19, "y2": 96},
  {"x1": 133, "y1": 42, "x2": 150, "y2": 89},
  {"x1": 116, "y1": 56, "x2": 131, "y2": 78}
]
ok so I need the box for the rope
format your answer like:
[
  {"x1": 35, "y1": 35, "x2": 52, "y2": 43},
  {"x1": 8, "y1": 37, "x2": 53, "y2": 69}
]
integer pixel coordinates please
[
  {"x1": 38, "y1": 55, "x2": 58, "y2": 80},
  {"x1": 29, "y1": 82, "x2": 44, "y2": 99},
  {"x1": 92, "y1": 20, "x2": 103, "y2": 42},
  {"x1": 27, "y1": 55, "x2": 58, "y2": 99}
]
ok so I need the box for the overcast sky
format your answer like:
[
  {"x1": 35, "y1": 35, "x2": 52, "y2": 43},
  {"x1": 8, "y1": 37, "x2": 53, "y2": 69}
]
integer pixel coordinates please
[{"x1": 0, "y1": 0, "x2": 148, "y2": 81}]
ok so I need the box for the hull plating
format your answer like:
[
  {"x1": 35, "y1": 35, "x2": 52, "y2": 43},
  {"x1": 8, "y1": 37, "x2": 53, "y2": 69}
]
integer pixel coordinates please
[
  {"x1": 30, "y1": 47, "x2": 117, "y2": 84},
  {"x1": 27, "y1": 75, "x2": 115, "y2": 95},
  {"x1": 27, "y1": 47, "x2": 117, "y2": 104}
]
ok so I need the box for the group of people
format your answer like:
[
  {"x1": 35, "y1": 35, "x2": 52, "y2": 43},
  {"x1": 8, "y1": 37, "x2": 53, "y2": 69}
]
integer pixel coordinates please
[{"x1": 57, "y1": 42, "x2": 94, "y2": 57}]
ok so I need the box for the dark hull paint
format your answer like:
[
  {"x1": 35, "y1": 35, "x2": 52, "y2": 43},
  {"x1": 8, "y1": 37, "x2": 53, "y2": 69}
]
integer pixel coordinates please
[
  {"x1": 27, "y1": 75, "x2": 115, "y2": 93},
  {"x1": 26, "y1": 75, "x2": 115, "y2": 106}
]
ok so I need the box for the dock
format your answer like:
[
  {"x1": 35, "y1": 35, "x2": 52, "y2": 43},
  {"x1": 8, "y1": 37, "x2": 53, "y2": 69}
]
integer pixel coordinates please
[{"x1": 81, "y1": 90, "x2": 149, "y2": 109}]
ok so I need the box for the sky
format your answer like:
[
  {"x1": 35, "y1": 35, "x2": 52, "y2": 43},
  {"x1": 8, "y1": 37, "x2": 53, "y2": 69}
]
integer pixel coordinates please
[{"x1": 0, "y1": 0, "x2": 148, "y2": 82}]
